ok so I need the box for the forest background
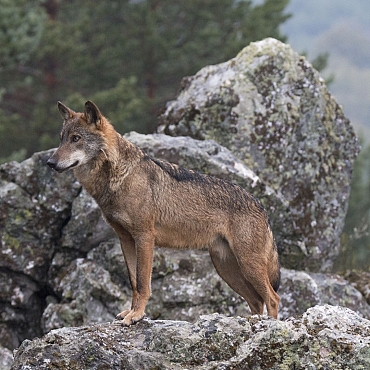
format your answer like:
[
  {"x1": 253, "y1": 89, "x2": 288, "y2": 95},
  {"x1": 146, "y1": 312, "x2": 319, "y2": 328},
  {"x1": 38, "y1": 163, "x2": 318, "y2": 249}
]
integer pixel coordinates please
[{"x1": 0, "y1": 0, "x2": 369, "y2": 271}]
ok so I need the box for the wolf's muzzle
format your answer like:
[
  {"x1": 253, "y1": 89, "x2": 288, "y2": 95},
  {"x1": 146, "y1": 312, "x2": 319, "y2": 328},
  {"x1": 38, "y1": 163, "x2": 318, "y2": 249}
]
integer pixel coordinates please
[{"x1": 47, "y1": 157, "x2": 57, "y2": 170}]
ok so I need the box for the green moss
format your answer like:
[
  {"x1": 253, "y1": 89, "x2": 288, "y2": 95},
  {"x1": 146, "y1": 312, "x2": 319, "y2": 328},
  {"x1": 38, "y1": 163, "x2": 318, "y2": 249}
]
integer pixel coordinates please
[
  {"x1": 14, "y1": 208, "x2": 33, "y2": 225},
  {"x1": 3, "y1": 232, "x2": 21, "y2": 249}
]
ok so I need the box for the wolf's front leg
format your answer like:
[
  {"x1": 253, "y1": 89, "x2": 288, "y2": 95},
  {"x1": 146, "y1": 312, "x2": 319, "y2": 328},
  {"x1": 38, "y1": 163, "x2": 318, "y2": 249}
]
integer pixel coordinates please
[
  {"x1": 116, "y1": 232, "x2": 138, "y2": 323},
  {"x1": 117, "y1": 232, "x2": 154, "y2": 326}
]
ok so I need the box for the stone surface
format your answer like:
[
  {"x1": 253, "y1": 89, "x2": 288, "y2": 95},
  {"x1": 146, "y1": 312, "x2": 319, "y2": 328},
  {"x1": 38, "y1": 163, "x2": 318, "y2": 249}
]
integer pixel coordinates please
[
  {"x1": 158, "y1": 38, "x2": 360, "y2": 271},
  {"x1": 0, "y1": 346, "x2": 13, "y2": 370},
  {"x1": 0, "y1": 151, "x2": 80, "y2": 282},
  {"x1": 279, "y1": 268, "x2": 370, "y2": 320},
  {"x1": 0, "y1": 150, "x2": 80, "y2": 350},
  {"x1": 345, "y1": 270, "x2": 370, "y2": 305},
  {"x1": 10, "y1": 305, "x2": 370, "y2": 370}
]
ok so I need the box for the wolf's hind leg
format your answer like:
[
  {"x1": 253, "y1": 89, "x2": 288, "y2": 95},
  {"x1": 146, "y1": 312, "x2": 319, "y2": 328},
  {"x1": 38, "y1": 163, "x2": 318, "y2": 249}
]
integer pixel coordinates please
[
  {"x1": 236, "y1": 250, "x2": 280, "y2": 319},
  {"x1": 209, "y1": 240, "x2": 264, "y2": 315}
]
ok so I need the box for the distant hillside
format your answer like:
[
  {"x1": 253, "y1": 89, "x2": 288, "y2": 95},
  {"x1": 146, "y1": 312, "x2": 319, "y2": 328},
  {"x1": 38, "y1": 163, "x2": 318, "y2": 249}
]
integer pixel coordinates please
[{"x1": 281, "y1": 0, "x2": 370, "y2": 141}]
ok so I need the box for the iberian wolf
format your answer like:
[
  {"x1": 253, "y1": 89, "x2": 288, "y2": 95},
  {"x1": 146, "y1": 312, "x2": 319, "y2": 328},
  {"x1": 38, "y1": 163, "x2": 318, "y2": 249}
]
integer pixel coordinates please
[{"x1": 47, "y1": 101, "x2": 281, "y2": 325}]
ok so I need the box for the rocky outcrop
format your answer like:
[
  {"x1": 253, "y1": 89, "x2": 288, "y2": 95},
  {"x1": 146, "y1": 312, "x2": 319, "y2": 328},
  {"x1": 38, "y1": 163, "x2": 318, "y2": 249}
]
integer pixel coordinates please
[
  {"x1": 11, "y1": 305, "x2": 370, "y2": 369},
  {"x1": 1, "y1": 138, "x2": 367, "y2": 359},
  {"x1": 158, "y1": 38, "x2": 360, "y2": 272},
  {"x1": 0, "y1": 151, "x2": 80, "y2": 350},
  {"x1": 0, "y1": 38, "x2": 365, "y2": 369}
]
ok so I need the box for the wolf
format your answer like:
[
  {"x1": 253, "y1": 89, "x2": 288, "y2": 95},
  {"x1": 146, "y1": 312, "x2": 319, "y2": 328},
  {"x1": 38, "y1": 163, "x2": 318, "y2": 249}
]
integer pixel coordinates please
[{"x1": 47, "y1": 101, "x2": 281, "y2": 325}]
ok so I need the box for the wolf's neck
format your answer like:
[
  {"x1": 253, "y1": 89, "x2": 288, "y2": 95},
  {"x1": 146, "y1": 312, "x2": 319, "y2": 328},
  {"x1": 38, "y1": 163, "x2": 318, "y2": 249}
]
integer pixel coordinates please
[{"x1": 74, "y1": 133, "x2": 143, "y2": 200}]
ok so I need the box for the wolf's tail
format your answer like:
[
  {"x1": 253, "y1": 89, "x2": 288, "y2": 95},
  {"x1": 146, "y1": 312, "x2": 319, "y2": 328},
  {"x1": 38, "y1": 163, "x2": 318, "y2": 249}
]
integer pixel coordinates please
[{"x1": 269, "y1": 239, "x2": 281, "y2": 293}]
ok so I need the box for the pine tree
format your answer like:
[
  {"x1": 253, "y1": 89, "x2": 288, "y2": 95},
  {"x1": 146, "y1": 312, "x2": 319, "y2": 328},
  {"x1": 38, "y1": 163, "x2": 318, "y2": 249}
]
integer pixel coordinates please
[
  {"x1": 0, "y1": 0, "x2": 291, "y2": 161},
  {"x1": 335, "y1": 140, "x2": 370, "y2": 271}
]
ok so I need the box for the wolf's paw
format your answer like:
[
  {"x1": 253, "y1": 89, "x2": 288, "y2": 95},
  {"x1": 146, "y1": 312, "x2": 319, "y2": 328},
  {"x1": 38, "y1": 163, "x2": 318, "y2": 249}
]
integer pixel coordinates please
[{"x1": 115, "y1": 309, "x2": 145, "y2": 326}]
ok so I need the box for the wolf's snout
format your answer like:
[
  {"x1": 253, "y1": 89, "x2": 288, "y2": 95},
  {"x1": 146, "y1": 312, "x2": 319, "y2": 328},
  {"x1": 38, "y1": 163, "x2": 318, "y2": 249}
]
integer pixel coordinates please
[{"x1": 47, "y1": 157, "x2": 57, "y2": 170}]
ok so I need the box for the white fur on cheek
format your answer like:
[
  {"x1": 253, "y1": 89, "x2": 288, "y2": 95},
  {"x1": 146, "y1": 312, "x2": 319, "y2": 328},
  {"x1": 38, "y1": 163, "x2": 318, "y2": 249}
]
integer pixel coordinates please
[{"x1": 60, "y1": 149, "x2": 88, "y2": 168}]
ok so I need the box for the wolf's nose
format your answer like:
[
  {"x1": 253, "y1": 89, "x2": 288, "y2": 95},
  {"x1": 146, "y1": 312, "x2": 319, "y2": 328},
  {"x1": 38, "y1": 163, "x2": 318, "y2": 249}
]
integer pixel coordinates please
[{"x1": 47, "y1": 157, "x2": 57, "y2": 169}]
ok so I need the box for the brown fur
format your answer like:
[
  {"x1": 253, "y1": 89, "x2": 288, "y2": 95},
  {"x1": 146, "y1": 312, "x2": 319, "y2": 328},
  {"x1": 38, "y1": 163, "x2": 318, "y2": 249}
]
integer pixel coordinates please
[{"x1": 47, "y1": 101, "x2": 281, "y2": 325}]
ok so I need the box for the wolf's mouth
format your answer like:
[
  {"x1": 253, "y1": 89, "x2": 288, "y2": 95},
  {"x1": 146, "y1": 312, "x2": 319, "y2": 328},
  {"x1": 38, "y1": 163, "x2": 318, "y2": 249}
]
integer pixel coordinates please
[{"x1": 56, "y1": 161, "x2": 79, "y2": 173}]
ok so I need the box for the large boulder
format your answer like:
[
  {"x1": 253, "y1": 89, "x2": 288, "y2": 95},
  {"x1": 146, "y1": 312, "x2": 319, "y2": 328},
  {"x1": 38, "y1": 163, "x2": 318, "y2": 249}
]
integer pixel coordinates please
[
  {"x1": 0, "y1": 151, "x2": 80, "y2": 350},
  {"x1": 0, "y1": 151, "x2": 80, "y2": 282},
  {"x1": 158, "y1": 38, "x2": 360, "y2": 272},
  {"x1": 11, "y1": 305, "x2": 370, "y2": 369}
]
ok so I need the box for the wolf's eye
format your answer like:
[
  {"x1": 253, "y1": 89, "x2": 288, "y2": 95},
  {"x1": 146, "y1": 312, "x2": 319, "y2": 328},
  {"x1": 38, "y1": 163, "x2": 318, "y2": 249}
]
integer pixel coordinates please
[{"x1": 72, "y1": 135, "x2": 81, "y2": 143}]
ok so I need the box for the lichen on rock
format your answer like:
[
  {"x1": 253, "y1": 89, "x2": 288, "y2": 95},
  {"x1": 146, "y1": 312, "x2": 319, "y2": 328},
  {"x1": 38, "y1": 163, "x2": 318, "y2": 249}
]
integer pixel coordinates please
[
  {"x1": 158, "y1": 38, "x2": 360, "y2": 272},
  {"x1": 10, "y1": 306, "x2": 370, "y2": 369}
]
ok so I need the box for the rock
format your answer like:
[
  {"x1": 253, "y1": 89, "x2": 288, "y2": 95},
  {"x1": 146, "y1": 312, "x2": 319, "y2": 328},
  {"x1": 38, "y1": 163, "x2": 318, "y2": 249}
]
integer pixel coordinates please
[
  {"x1": 344, "y1": 270, "x2": 370, "y2": 305},
  {"x1": 279, "y1": 268, "x2": 370, "y2": 320},
  {"x1": 42, "y1": 256, "x2": 127, "y2": 333},
  {"x1": 60, "y1": 188, "x2": 115, "y2": 253},
  {"x1": 158, "y1": 38, "x2": 360, "y2": 272},
  {"x1": 0, "y1": 346, "x2": 13, "y2": 370},
  {"x1": 11, "y1": 305, "x2": 370, "y2": 369},
  {"x1": 0, "y1": 150, "x2": 80, "y2": 283},
  {"x1": 0, "y1": 150, "x2": 80, "y2": 350},
  {"x1": 0, "y1": 271, "x2": 44, "y2": 350}
]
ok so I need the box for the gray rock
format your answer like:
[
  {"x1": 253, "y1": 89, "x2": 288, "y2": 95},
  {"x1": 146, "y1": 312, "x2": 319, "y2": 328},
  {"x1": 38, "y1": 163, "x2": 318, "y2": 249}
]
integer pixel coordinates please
[
  {"x1": 0, "y1": 40, "x2": 365, "y2": 369},
  {"x1": 0, "y1": 346, "x2": 13, "y2": 370},
  {"x1": 158, "y1": 38, "x2": 360, "y2": 272},
  {"x1": 0, "y1": 150, "x2": 80, "y2": 283},
  {"x1": 41, "y1": 257, "x2": 127, "y2": 333},
  {"x1": 0, "y1": 150, "x2": 81, "y2": 350},
  {"x1": 0, "y1": 272, "x2": 43, "y2": 350},
  {"x1": 150, "y1": 249, "x2": 370, "y2": 321},
  {"x1": 10, "y1": 305, "x2": 370, "y2": 369},
  {"x1": 279, "y1": 268, "x2": 370, "y2": 320},
  {"x1": 61, "y1": 188, "x2": 115, "y2": 253},
  {"x1": 345, "y1": 270, "x2": 370, "y2": 305}
]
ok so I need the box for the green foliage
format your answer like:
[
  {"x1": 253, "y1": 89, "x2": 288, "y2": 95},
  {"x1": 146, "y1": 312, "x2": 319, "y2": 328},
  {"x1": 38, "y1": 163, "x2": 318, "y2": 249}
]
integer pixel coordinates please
[
  {"x1": 335, "y1": 141, "x2": 370, "y2": 272},
  {"x1": 0, "y1": 106, "x2": 26, "y2": 164},
  {"x1": 0, "y1": 0, "x2": 291, "y2": 159},
  {"x1": 65, "y1": 77, "x2": 151, "y2": 134},
  {"x1": 310, "y1": 52, "x2": 334, "y2": 85},
  {"x1": 0, "y1": 0, "x2": 45, "y2": 71}
]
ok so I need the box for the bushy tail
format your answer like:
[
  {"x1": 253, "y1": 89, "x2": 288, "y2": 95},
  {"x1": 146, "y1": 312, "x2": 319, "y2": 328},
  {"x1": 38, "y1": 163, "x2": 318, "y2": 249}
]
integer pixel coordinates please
[{"x1": 269, "y1": 240, "x2": 281, "y2": 293}]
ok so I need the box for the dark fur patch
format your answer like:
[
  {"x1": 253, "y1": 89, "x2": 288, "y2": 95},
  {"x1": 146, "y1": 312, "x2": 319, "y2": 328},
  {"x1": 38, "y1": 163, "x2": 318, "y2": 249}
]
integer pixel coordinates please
[
  {"x1": 272, "y1": 267, "x2": 281, "y2": 293},
  {"x1": 151, "y1": 157, "x2": 203, "y2": 182},
  {"x1": 150, "y1": 157, "x2": 267, "y2": 216}
]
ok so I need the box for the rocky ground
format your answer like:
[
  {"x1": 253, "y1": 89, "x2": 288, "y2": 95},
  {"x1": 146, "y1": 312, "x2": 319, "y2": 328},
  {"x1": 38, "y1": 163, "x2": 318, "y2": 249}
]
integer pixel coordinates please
[{"x1": 10, "y1": 305, "x2": 370, "y2": 369}]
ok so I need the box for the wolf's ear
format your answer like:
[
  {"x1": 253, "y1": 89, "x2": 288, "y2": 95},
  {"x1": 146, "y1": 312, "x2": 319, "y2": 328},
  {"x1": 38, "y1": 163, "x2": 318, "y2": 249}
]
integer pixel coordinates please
[
  {"x1": 84, "y1": 101, "x2": 103, "y2": 129},
  {"x1": 57, "y1": 101, "x2": 74, "y2": 120}
]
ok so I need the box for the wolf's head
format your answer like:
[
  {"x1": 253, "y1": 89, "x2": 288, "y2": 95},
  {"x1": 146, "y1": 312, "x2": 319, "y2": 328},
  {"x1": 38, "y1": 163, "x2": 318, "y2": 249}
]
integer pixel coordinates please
[{"x1": 47, "y1": 101, "x2": 107, "y2": 173}]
